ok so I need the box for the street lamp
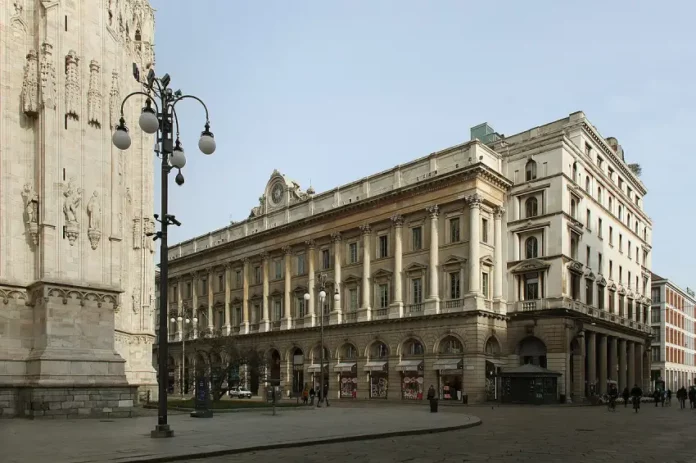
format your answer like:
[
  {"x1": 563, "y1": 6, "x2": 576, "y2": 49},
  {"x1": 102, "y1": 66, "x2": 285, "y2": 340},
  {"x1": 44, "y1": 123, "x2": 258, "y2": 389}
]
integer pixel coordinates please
[
  {"x1": 171, "y1": 312, "x2": 198, "y2": 399},
  {"x1": 304, "y1": 274, "x2": 339, "y2": 408},
  {"x1": 112, "y1": 69, "x2": 215, "y2": 439}
]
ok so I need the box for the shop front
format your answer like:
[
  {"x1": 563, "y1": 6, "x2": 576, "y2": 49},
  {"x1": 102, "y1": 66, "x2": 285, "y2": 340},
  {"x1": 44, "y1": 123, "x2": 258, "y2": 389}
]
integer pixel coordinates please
[
  {"x1": 500, "y1": 364, "x2": 561, "y2": 405},
  {"x1": 397, "y1": 360, "x2": 424, "y2": 400},
  {"x1": 434, "y1": 358, "x2": 463, "y2": 401},
  {"x1": 307, "y1": 363, "x2": 329, "y2": 392},
  {"x1": 334, "y1": 362, "x2": 358, "y2": 398},
  {"x1": 364, "y1": 361, "x2": 388, "y2": 399}
]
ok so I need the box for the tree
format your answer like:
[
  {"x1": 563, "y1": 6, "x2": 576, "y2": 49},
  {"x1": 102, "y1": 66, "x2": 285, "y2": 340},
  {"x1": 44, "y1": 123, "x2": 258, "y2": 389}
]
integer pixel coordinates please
[
  {"x1": 628, "y1": 163, "x2": 642, "y2": 177},
  {"x1": 192, "y1": 329, "x2": 266, "y2": 402}
]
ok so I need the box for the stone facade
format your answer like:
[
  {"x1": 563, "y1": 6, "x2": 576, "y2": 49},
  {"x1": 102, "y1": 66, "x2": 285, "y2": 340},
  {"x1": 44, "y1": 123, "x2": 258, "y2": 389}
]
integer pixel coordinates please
[
  {"x1": 0, "y1": 0, "x2": 157, "y2": 417},
  {"x1": 156, "y1": 113, "x2": 653, "y2": 403}
]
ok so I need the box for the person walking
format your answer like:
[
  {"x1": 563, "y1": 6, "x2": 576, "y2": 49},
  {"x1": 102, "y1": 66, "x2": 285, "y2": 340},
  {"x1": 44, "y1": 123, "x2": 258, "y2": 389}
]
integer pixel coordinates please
[
  {"x1": 688, "y1": 386, "x2": 696, "y2": 409},
  {"x1": 653, "y1": 389, "x2": 661, "y2": 407},
  {"x1": 309, "y1": 386, "x2": 315, "y2": 406},
  {"x1": 677, "y1": 386, "x2": 687, "y2": 409},
  {"x1": 622, "y1": 387, "x2": 630, "y2": 408},
  {"x1": 323, "y1": 382, "x2": 330, "y2": 407},
  {"x1": 302, "y1": 384, "x2": 309, "y2": 405},
  {"x1": 667, "y1": 388, "x2": 672, "y2": 406}
]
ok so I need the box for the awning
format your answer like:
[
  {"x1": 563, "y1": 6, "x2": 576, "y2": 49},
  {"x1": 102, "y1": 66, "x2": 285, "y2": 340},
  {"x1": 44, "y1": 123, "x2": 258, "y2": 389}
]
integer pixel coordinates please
[
  {"x1": 363, "y1": 361, "x2": 387, "y2": 372},
  {"x1": 433, "y1": 358, "x2": 463, "y2": 371},
  {"x1": 395, "y1": 360, "x2": 424, "y2": 372},
  {"x1": 307, "y1": 364, "x2": 327, "y2": 373},
  {"x1": 333, "y1": 362, "x2": 356, "y2": 373}
]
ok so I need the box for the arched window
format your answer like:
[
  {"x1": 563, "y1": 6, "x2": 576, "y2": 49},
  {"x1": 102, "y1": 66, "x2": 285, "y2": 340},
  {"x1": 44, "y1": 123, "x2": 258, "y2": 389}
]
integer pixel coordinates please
[
  {"x1": 570, "y1": 198, "x2": 577, "y2": 218},
  {"x1": 609, "y1": 197, "x2": 613, "y2": 212},
  {"x1": 525, "y1": 236, "x2": 538, "y2": 259},
  {"x1": 439, "y1": 336, "x2": 463, "y2": 354},
  {"x1": 525, "y1": 197, "x2": 538, "y2": 218},
  {"x1": 597, "y1": 186, "x2": 602, "y2": 204},
  {"x1": 572, "y1": 162, "x2": 578, "y2": 182},
  {"x1": 525, "y1": 160, "x2": 537, "y2": 181},
  {"x1": 585, "y1": 176, "x2": 591, "y2": 192},
  {"x1": 403, "y1": 339, "x2": 424, "y2": 356}
]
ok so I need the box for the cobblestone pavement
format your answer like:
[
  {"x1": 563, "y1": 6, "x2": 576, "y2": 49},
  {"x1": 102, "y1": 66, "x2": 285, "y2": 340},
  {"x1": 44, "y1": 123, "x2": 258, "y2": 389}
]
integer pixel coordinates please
[{"x1": 187, "y1": 403, "x2": 696, "y2": 463}]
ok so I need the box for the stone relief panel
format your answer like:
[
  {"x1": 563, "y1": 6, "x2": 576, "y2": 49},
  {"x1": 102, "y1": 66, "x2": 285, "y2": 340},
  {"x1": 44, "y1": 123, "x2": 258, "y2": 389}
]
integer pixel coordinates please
[
  {"x1": 87, "y1": 191, "x2": 102, "y2": 250},
  {"x1": 87, "y1": 60, "x2": 103, "y2": 128},
  {"x1": 109, "y1": 71, "x2": 121, "y2": 129},
  {"x1": 143, "y1": 217, "x2": 155, "y2": 253},
  {"x1": 132, "y1": 286, "x2": 141, "y2": 313},
  {"x1": 133, "y1": 218, "x2": 141, "y2": 249},
  {"x1": 21, "y1": 49, "x2": 39, "y2": 116},
  {"x1": 40, "y1": 42, "x2": 56, "y2": 110},
  {"x1": 63, "y1": 178, "x2": 83, "y2": 245},
  {"x1": 65, "y1": 50, "x2": 80, "y2": 120},
  {"x1": 21, "y1": 183, "x2": 39, "y2": 246}
]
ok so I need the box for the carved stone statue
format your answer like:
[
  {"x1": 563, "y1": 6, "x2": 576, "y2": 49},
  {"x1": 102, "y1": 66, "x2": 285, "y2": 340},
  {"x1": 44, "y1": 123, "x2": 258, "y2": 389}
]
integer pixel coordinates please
[
  {"x1": 40, "y1": 42, "x2": 56, "y2": 110},
  {"x1": 87, "y1": 60, "x2": 102, "y2": 128},
  {"x1": 143, "y1": 218, "x2": 155, "y2": 253},
  {"x1": 65, "y1": 50, "x2": 79, "y2": 119},
  {"x1": 87, "y1": 191, "x2": 100, "y2": 230},
  {"x1": 21, "y1": 49, "x2": 39, "y2": 116},
  {"x1": 21, "y1": 183, "x2": 38, "y2": 224},
  {"x1": 63, "y1": 179, "x2": 82, "y2": 224}
]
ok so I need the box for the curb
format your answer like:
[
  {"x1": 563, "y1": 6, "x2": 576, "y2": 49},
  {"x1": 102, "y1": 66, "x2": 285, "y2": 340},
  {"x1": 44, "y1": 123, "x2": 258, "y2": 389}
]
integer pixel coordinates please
[
  {"x1": 143, "y1": 405, "x2": 308, "y2": 414},
  {"x1": 122, "y1": 417, "x2": 483, "y2": 463}
]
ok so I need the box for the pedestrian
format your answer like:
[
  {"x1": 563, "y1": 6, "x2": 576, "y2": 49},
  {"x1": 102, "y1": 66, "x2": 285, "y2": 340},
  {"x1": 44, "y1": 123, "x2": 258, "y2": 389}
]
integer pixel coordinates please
[
  {"x1": 653, "y1": 389, "x2": 660, "y2": 407},
  {"x1": 309, "y1": 386, "x2": 315, "y2": 405},
  {"x1": 689, "y1": 387, "x2": 696, "y2": 409},
  {"x1": 622, "y1": 387, "x2": 630, "y2": 408},
  {"x1": 630, "y1": 383, "x2": 642, "y2": 413},
  {"x1": 677, "y1": 386, "x2": 687, "y2": 409},
  {"x1": 323, "y1": 382, "x2": 330, "y2": 407},
  {"x1": 667, "y1": 388, "x2": 672, "y2": 406},
  {"x1": 302, "y1": 384, "x2": 309, "y2": 405}
]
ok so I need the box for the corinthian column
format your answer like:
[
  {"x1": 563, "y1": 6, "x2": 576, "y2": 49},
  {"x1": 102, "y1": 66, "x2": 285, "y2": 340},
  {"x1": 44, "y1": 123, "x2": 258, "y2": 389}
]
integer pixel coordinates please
[
  {"x1": 467, "y1": 194, "x2": 482, "y2": 309},
  {"x1": 207, "y1": 267, "x2": 215, "y2": 333},
  {"x1": 331, "y1": 233, "x2": 343, "y2": 324},
  {"x1": 493, "y1": 206, "x2": 505, "y2": 310},
  {"x1": 425, "y1": 205, "x2": 440, "y2": 315},
  {"x1": 224, "y1": 263, "x2": 232, "y2": 335},
  {"x1": 390, "y1": 215, "x2": 404, "y2": 318},
  {"x1": 305, "y1": 240, "x2": 316, "y2": 327},
  {"x1": 281, "y1": 246, "x2": 293, "y2": 329},
  {"x1": 241, "y1": 258, "x2": 250, "y2": 334},
  {"x1": 260, "y1": 252, "x2": 270, "y2": 332},
  {"x1": 359, "y1": 224, "x2": 372, "y2": 322},
  {"x1": 191, "y1": 272, "x2": 199, "y2": 339},
  {"x1": 176, "y1": 279, "x2": 183, "y2": 341}
]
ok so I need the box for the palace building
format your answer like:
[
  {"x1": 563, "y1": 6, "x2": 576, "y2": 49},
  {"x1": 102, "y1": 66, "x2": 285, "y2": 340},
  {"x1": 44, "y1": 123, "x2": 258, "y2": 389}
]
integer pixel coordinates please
[{"x1": 156, "y1": 111, "x2": 653, "y2": 404}]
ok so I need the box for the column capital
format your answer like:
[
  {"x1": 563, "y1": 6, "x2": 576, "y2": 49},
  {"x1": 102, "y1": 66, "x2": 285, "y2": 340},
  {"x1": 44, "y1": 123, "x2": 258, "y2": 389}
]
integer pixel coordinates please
[
  {"x1": 466, "y1": 194, "x2": 483, "y2": 208},
  {"x1": 494, "y1": 206, "x2": 506, "y2": 218},
  {"x1": 360, "y1": 224, "x2": 372, "y2": 235},
  {"x1": 305, "y1": 239, "x2": 316, "y2": 249},
  {"x1": 331, "y1": 232, "x2": 342, "y2": 243},
  {"x1": 242, "y1": 257, "x2": 250, "y2": 264},
  {"x1": 191, "y1": 270, "x2": 202, "y2": 280},
  {"x1": 282, "y1": 246, "x2": 292, "y2": 256},
  {"x1": 425, "y1": 205, "x2": 439, "y2": 218},
  {"x1": 224, "y1": 262, "x2": 234, "y2": 270},
  {"x1": 391, "y1": 214, "x2": 404, "y2": 227},
  {"x1": 260, "y1": 251, "x2": 270, "y2": 261}
]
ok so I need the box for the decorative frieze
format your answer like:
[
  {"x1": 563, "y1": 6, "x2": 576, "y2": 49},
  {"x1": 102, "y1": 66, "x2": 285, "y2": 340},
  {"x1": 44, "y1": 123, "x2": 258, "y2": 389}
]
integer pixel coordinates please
[
  {"x1": 26, "y1": 284, "x2": 118, "y2": 309},
  {"x1": 21, "y1": 49, "x2": 39, "y2": 116},
  {"x1": 65, "y1": 50, "x2": 80, "y2": 119},
  {"x1": 87, "y1": 60, "x2": 102, "y2": 128}
]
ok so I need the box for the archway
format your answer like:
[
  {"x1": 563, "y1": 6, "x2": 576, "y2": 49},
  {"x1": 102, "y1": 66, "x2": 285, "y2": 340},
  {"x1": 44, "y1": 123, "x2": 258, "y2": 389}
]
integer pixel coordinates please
[
  {"x1": 436, "y1": 335, "x2": 464, "y2": 401},
  {"x1": 269, "y1": 349, "x2": 282, "y2": 383},
  {"x1": 399, "y1": 338, "x2": 425, "y2": 400},
  {"x1": 569, "y1": 338, "x2": 582, "y2": 399},
  {"x1": 291, "y1": 347, "x2": 305, "y2": 397},
  {"x1": 309, "y1": 345, "x2": 330, "y2": 392},
  {"x1": 336, "y1": 343, "x2": 359, "y2": 398},
  {"x1": 485, "y1": 337, "x2": 502, "y2": 401},
  {"x1": 366, "y1": 340, "x2": 389, "y2": 399},
  {"x1": 518, "y1": 336, "x2": 547, "y2": 368}
]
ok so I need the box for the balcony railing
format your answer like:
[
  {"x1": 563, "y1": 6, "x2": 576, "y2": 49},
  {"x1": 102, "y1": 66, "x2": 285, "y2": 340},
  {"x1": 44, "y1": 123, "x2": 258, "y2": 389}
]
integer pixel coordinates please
[
  {"x1": 374, "y1": 308, "x2": 388, "y2": 318},
  {"x1": 444, "y1": 299, "x2": 462, "y2": 310},
  {"x1": 271, "y1": 320, "x2": 281, "y2": 330},
  {"x1": 406, "y1": 303, "x2": 424, "y2": 314},
  {"x1": 294, "y1": 318, "x2": 304, "y2": 329},
  {"x1": 344, "y1": 311, "x2": 358, "y2": 323}
]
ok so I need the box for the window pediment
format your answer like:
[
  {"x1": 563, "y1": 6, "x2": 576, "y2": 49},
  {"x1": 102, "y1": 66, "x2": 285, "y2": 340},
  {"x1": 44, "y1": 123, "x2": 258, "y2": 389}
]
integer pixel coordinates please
[
  {"x1": 270, "y1": 289, "x2": 283, "y2": 297},
  {"x1": 596, "y1": 275, "x2": 607, "y2": 287},
  {"x1": 511, "y1": 258, "x2": 550, "y2": 274},
  {"x1": 293, "y1": 285, "x2": 308, "y2": 294},
  {"x1": 442, "y1": 255, "x2": 467, "y2": 270},
  {"x1": 567, "y1": 260, "x2": 584, "y2": 275},
  {"x1": 372, "y1": 268, "x2": 393, "y2": 283},
  {"x1": 584, "y1": 269, "x2": 596, "y2": 281},
  {"x1": 250, "y1": 293, "x2": 262, "y2": 301},
  {"x1": 405, "y1": 262, "x2": 428, "y2": 277},
  {"x1": 617, "y1": 286, "x2": 626, "y2": 296},
  {"x1": 480, "y1": 255, "x2": 494, "y2": 267},
  {"x1": 343, "y1": 274, "x2": 361, "y2": 286},
  {"x1": 608, "y1": 282, "x2": 617, "y2": 291}
]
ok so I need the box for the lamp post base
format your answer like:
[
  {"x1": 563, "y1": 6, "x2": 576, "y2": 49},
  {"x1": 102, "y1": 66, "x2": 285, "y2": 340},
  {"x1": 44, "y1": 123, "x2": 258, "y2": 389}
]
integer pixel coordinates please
[{"x1": 150, "y1": 424, "x2": 174, "y2": 438}]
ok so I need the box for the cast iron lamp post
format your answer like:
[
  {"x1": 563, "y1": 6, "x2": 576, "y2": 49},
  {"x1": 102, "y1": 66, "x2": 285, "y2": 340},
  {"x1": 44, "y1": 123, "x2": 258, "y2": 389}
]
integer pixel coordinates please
[
  {"x1": 170, "y1": 309, "x2": 198, "y2": 399},
  {"x1": 304, "y1": 274, "x2": 339, "y2": 407},
  {"x1": 112, "y1": 69, "x2": 215, "y2": 438}
]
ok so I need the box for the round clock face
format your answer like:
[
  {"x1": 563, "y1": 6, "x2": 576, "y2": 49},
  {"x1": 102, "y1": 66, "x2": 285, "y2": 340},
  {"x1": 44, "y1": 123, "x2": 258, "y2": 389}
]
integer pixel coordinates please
[{"x1": 271, "y1": 183, "x2": 284, "y2": 204}]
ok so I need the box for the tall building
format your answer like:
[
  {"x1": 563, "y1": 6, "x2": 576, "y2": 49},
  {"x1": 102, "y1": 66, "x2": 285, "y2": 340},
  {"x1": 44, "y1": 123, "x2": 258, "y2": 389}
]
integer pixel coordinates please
[
  {"x1": 156, "y1": 111, "x2": 652, "y2": 404},
  {"x1": 650, "y1": 273, "x2": 696, "y2": 389},
  {"x1": 0, "y1": 0, "x2": 157, "y2": 417}
]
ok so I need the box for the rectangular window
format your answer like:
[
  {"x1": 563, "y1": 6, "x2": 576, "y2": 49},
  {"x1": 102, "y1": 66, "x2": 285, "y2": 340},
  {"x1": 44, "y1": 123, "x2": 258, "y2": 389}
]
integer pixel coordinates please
[
  {"x1": 598, "y1": 218, "x2": 603, "y2": 238},
  {"x1": 597, "y1": 156, "x2": 603, "y2": 168},
  {"x1": 349, "y1": 242, "x2": 358, "y2": 264},
  {"x1": 609, "y1": 260, "x2": 613, "y2": 279},
  {"x1": 449, "y1": 272, "x2": 460, "y2": 299},
  {"x1": 254, "y1": 266, "x2": 261, "y2": 284},
  {"x1": 619, "y1": 265, "x2": 623, "y2": 284},
  {"x1": 379, "y1": 235, "x2": 388, "y2": 258},
  {"x1": 322, "y1": 249, "x2": 330, "y2": 269},
  {"x1": 609, "y1": 227, "x2": 613, "y2": 245},
  {"x1": 412, "y1": 227, "x2": 422, "y2": 251},
  {"x1": 586, "y1": 279, "x2": 593, "y2": 306},
  {"x1": 482, "y1": 218, "x2": 489, "y2": 243},
  {"x1": 597, "y1": 286, "x2": 604, "y2": 310},
  {"x1": 186, "y1": 282, "x2": 192, "y2": 298},
  {"x1": 586, "y1": 209, "x2": 591, "y2": 229},
  {"x1": 273, "y1": 300, "x2": 282, "y2": 320},
  {"x1": 297, "y1": 254, "x2": 306, "y2": 275},
  {"x1": 609, "y1": 291, "x2": 615, "y2": 313},
  {"x1": 236, "y1": 270, "x2": 242, "y2": 288},
  {"x1": 379, "y1": 284, "x2": 389, "y2": 308},
  {"x1": 651, "y1": 288, "x2": 661, "y2": 303},
  {"x1": 172, "y1": 285, "x2": 178, "y2": 302},
  {"x1": 450, "y1": 217, "x2": 461, "y2": 243},
  {"x1": 524, "y1": 275, "x2": 539, "y2": 300},
  {"x1": 349, "y1": 288, "x2": 358, "y2": 310},
  {"x1": 218, "y1": 274, "x2": 224, "y2": 292},
  {"x1": 297, "y1": 298, "x2": 306, "y2": 318},
  {"x1": 598, "y1": 253, "x2": 603, "y2": 274},
  {"x1": 619, "y1": 234, "x2": 623, "y2": 252},
  {"x1": 586, "y1": 246, "x2": 591, "y2": 267},
  {"x1": 570, "y1": 233, "x2": 579, "y2": 260},
  {"x1": 201, "y1": 278, "x2": 207, "y2": 295},
  {"x1": 235, "y1": 307, "x2": 241, "y2": 326},
  {"x1": 274, "y1": 260, "x2": 282, "y2": 279},
  {"x1": 412, "y1": 278, "x2": 423, "y2": 304},
  {"x1": 628, "y1": 241, "x2": 632, "y2": 259},
  {"x1": 482, "y1": 273, "x2": 489, "y2": 299}
]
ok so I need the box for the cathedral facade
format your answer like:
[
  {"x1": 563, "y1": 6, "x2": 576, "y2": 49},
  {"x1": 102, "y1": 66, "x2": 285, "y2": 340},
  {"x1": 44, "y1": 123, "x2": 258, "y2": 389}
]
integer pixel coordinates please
[{"x1": 0, "y1": 0, "x2": 157, "y2": 417}]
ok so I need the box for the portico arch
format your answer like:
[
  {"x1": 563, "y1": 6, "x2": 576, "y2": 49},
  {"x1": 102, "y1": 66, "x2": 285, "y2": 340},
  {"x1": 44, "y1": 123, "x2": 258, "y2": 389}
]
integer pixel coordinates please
[{"x1": 517, "y1": 336, "x2": 547, "y2": 368}]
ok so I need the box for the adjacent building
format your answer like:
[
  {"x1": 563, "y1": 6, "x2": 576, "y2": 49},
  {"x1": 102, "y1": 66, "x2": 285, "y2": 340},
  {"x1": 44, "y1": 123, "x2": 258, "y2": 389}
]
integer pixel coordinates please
[
  {"x1": 0, "y1": 0, "x2": 158, "y2": 417},
  {"x1": 650, "y1": 273, "x2": 696, "y2": 389},
  {"x1": 156, "y1": 111, "x2": 653, "y2": 404}
]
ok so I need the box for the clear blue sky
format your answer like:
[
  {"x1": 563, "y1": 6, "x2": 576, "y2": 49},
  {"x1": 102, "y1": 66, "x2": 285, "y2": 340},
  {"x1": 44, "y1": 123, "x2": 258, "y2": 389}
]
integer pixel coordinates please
[{"x1": 151, "y1": 0, "x2": 696, "y2": 290}]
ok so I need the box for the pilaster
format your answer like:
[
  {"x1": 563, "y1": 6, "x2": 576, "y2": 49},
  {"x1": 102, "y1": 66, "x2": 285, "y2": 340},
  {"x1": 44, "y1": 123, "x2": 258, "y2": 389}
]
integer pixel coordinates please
[
  {"x1": 389, "y1": 215, "x2": 404, "y2": 318},
  {"x1": 466, "y1": 194, "x2": 482, "y2": 310},
  {"x1": 493, "y1": 206, "x2": 505, "y2": 312},
  {"x1": 240, "y1": 258, "x2": 250, "y2": 334},
  {"x1": 330, "y1": 233, "x2": 343, "y2": 324},
  {"x1": 425, "y1": 206, "x2": 440, "y2": 315},
  {"x1": 281, "y1": 246, "x2": 293, "y2": 330},
  {"x1": 358, "y1": 224, "x2": 372, "y2": 322},
  {"x1": 223, "y1": 263, "x2": 232, "y2": 335},
  {"x1": 260, "y1": 253, "x2": 270, "y2": 332},
  {"x1": 304, "y1": 240, "x2": 316, "y2": 327}
]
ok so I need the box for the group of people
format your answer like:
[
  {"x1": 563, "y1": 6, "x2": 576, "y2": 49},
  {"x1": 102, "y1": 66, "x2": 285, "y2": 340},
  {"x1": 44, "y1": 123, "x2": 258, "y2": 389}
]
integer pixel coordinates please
[
  {"x1": 300, "y1": 383, "x2": 330, "y2": 406},
  {"x1": 651, "y1": 386, "x2": 696, "y2": 409},
  {"x1": 606, "y1": 383, "x2": 644, "y2": 412}
]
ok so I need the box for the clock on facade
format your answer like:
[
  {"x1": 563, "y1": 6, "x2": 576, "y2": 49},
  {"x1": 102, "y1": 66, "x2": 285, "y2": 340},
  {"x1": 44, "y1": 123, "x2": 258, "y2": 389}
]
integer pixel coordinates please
[{"x1": 271, "y1": 183, "x2": 284, "y2": 205}]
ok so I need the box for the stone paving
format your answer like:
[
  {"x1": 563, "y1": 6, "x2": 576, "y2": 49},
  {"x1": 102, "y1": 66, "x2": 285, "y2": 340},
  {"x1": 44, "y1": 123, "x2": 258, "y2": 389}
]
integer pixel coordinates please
[
  {"x1": 0, "y1": 405, "x2": 479, "y2": 463},
  {"x1": 186, "y1": 403, "x2": 696, "y2": 463}
]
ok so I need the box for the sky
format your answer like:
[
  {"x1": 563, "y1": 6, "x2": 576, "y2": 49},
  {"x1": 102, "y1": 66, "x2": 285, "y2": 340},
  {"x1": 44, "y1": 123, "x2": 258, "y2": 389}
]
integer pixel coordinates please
[{"x1": 150, "y1": 0, "x2": 696, "y2": 290}]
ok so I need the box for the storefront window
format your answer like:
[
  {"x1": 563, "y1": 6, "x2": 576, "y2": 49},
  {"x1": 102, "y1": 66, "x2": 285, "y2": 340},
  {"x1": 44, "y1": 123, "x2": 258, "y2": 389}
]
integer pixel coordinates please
[{"x1": 402, "y1": 374, "x2": 423, "y2": 400}]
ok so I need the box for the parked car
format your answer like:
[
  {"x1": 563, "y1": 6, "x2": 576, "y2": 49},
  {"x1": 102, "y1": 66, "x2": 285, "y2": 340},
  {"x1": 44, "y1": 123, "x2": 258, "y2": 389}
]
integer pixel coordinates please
[{"x1": 228, "y1": 386, "x2": 253, "y2": 399}]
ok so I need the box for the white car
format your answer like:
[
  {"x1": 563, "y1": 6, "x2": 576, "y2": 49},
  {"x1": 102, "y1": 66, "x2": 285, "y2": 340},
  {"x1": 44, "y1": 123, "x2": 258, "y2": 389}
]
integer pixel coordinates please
[{"x1": 228, "y1": 386, "x2": 252, "y2": 399}]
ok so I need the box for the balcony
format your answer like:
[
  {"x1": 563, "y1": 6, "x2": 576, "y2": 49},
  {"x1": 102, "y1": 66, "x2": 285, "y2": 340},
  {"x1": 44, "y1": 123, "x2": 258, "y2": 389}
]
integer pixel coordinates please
[
  {"x1": 374, "y1": 308, "x2": 388, "y2": 319},
  {"x1": 294, "y1": 318, "x2": 304, "y2": 329},
  {"x1": 271, "y1": 320, "x2": 281, "y2": 331},
  {"x1": 443, "y1": 299, "x2": 463, "y2": 311},
  {"x1": 406, "y1": 303, "x2": 424, "y2": 314},
  {"x1": 344, "y1": 311, "x2": 358, "y2": 323}
]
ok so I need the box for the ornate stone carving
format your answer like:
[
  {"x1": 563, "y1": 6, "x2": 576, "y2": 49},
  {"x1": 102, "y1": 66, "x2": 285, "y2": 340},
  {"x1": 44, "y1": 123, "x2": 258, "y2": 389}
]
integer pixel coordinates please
[
  {"x1": 360, "y1": 224, "x2": 371, "y2": 235},
  {"x1": 466, "y1": 194, "x2": 483, "y2": 208},
  {"x1": 391, "y1": 214, "x2": 404, "y2": 227},
  {"x1": 87, "y1": 191, "x2": 101, "y2": 250},
  {"x1": 87, "y1": 60, "x2": 102, "y2": 128},
  {"x1": 132, "y1": 286, "x2": 141, "y2": 313},
  {"x1": 21, "y1": 49, "x2": 39, "y2": 116},
  {"x1": 65, "y1": 50, "x2": 80, "y2": 120},
  {"x1": 331, "y1": 232, "x2": 342, "y2": 243},
  {"x1": 282, "y1": 245, "x2": 292, "y2": 255},
  {"x1": 40, "y1": 42, "x2": 56, "y2": 110},
  {"x1": 63, "y1": 178, "x2": 82, "y2": 246},
  {"x1": 0, "y1": 286, "x2": 27, "y2": 306},
  {"x1": 249, "y1": 196, "x2": 265, "y2": 218},
  {"x1": 260, "y1": 251, "x2": 270, "y2": 261},
  {"x1": 22, "y1": 183, "x2": 39, "y2": 246},
  {"x1": 143, "y1": 218, "x2": 155, "y2": 253},
  {"x1": 133, "y1": 218, "x2": 141, "y2": 249},
  {"x1": 494, "y1": 206, "x2": 506, "y2": 218},
  {"x1": 305, "y1": 239, "x2": 316, "y2": 249},
  {"x1": 109, "y1": 71, "x2": 120, "y2": 129},
  {"x1": 425, "y1": 205, "x2": 439, "y2": 218}
]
